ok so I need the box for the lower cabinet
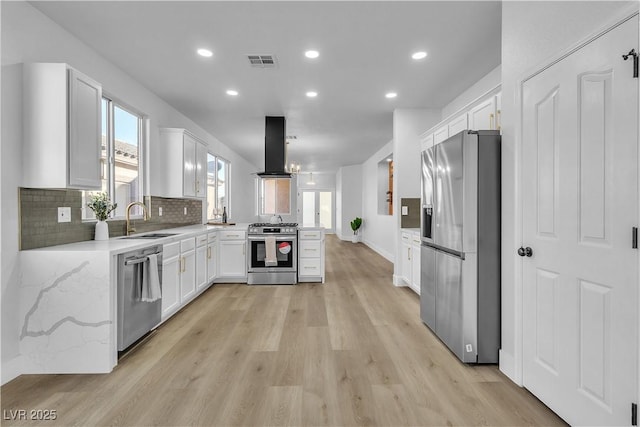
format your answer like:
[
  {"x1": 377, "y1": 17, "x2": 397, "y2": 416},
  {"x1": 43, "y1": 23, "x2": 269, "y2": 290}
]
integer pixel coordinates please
[
  {"x1": 298, "y1": 228, "x2": 325, "y2": 283},
  {"x1": 400, "y1": 230, "x2": 421, "y2": 295},
  {"x1": 206, "y1": 233, "x2": 217, "y2": 283},
  {"x1": 180, "y1": 238, "x2": 196, "y2": 302},
  {"x1": 161, "y1": 241, "x2": 181, "y2": 319},
  {"x1": 411, "y1": 235, "x2": 421, "y2": 295},
  {"x1": 401, "y1": 231, "x2": 412, "y2": 284},
  {"x1": 195, "y1": 234, "x2": 208, "y2": 291},
  {"x1": 161, "y1": 236, "x2": 201, "y2": 321},
  {"x1": 217, "y1": 230, "x2": 247, "y2": 282}
]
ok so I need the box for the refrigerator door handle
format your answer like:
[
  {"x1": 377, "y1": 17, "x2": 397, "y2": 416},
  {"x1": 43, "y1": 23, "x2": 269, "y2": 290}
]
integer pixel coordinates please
[{"x1": 422, "y1": 241, "x2": 465, "y2": 260}]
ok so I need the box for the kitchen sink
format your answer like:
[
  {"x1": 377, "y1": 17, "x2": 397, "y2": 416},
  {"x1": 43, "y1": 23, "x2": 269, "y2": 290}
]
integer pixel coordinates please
[{"x1": 121, "y1": 233, "x2": 177, "y2": 240}]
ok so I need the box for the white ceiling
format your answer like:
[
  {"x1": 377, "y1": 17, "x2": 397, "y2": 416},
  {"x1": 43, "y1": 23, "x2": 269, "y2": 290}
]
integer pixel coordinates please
[{"x1": 31, "y1": 1, "x2": 502, "y2": 172}]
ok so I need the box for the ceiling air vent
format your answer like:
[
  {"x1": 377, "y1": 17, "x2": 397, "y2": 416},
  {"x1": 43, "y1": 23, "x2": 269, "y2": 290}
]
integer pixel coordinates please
[{"x1": 247, "y1": 54, "x2": 277, "y2": 68}]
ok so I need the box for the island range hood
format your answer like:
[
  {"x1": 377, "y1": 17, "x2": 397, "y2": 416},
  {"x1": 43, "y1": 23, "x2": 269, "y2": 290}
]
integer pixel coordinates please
[{"x1": 257, "y1": 116, "x2": 291, "y2": 177}]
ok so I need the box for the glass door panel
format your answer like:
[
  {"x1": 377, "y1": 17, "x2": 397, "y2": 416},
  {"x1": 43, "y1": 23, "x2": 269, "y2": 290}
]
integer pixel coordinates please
[
  {"x1": 318, "y1": 191, "x2": 332, "y2": 229},
  {"x1": 301, "y1": 190, "x2": 333, "y2": 232},
  {"x1": 302, "y1": 192, "x2": 316, "y2": 227}
]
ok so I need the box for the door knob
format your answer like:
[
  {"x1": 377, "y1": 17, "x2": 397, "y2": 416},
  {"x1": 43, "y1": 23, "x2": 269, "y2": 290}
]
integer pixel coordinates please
[{"x1": 517, "y1": 247, "x2": 533, "y2": 257}]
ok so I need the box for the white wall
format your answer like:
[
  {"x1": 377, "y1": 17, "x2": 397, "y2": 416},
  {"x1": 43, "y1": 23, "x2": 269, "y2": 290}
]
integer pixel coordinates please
[
  {"x1": 1, "y1": 1, "x2": 258, "y2": 383},
  {"x1": 335, "y1": 165, "x2": 362, "y2": 240},
  {"x1": 441, "y1": 65, "x2": 501, "y2": 119},
  {"x1": 361, "y1": 141, "x2": 395, "y2": 262},
  {"x1": 392, "y1": 109, "x2": 441, "y2": 282},
  {"x1": 500, "y1": 0, "x2": 637, "y2": 383}
]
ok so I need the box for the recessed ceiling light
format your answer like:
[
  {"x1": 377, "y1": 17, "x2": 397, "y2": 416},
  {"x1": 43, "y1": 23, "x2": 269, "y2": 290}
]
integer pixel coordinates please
[
  {"x1": 412, "y1": 51, "x2": 428, "y2": 60},
  {"x1": 226, "y1": 89, "x2": 238, "y2": 96},
  {"x1": 306, "y1": 91, "x2": 318, "y2": 98},
  {"x1": 305, "y1": 50, "x2": 319, "y2": 59},
  {"x1": 197, "y1": 48, "x2": 213, "y2": 57},
  {"x1": 386, "y1": 158, "x2": 392, "y2": 162},
  {"x1": 385, "y1": 92, "x2": 397, "y2": 99}
]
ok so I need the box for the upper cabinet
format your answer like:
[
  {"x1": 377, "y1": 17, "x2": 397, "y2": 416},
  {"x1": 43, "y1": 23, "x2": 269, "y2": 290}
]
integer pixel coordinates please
[
  {"x1": 23, "y1": 63, "x2": 102, "y2": 189},
  {"x1": 152, "y1": 128, "x2": 207, "y2": 199},
  {"x1": 419, "y1": 87, "x2": 501, "y2": 152}
]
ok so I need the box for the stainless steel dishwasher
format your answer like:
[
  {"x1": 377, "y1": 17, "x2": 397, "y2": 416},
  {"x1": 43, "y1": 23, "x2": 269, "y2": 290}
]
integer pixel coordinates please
[{"x1": 117, "y1": 245, "x2": 163, "y2": 352}]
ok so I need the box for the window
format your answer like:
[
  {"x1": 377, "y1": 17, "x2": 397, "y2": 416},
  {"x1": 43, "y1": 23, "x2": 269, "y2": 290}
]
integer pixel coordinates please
[
  {"x1": 83, "y1": 97, "x2": 144, "y2": 219},
  {"x1": 259, "y1": 177, "x2": 291, "y2": 215},
  {"x1": 207, "y1": 153, "x2": 230, "y2": 221}
]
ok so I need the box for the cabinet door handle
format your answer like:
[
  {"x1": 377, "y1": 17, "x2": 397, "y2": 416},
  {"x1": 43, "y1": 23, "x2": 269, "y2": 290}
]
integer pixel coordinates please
[
  {"x1": 408, "y1": 247, "x2": 411, "y2": 261},
  {"x1": 496, "y1": 109, "x2": 501, "y2": 131},
  {"x1": 207, "y1": 246, "x2": 211, "y2": 259},
  {"x1": 180, "y1": 257, "x2": 186, "y2": 272},
  {"x1": 489, "y1": 113, "x2": 495, "y2": 130}
]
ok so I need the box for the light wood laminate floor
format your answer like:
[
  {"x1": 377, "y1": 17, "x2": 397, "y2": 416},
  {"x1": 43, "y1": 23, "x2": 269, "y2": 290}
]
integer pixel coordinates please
[{"x1": 1, "y1": 235, "x2": 565, "y2": 426}]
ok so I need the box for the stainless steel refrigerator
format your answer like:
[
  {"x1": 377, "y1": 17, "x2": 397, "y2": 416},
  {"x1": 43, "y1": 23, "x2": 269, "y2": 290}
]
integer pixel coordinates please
[{"x1": 420, "y1": 130, "x2": 500, "y2": 363}]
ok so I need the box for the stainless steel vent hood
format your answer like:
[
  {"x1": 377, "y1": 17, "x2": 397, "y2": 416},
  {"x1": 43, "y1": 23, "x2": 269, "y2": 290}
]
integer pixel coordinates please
[{"x1": 257, "y1": 116, "x2": 291, "y2": 177}]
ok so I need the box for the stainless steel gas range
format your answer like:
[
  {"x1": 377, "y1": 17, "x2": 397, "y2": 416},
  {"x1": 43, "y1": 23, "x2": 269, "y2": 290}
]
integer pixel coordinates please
[{"x1": 247, "y1": 223, "x2": 298, "y2": 285}]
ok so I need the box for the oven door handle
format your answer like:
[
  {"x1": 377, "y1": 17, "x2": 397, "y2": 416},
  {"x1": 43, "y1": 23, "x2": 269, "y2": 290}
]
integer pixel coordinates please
[{"x1": 248, "y1": 236, "x2": 296, "y2": 241}]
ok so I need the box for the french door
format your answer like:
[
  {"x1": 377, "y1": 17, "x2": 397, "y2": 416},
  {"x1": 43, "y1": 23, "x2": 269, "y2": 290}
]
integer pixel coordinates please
[
  {"x1": 300, "y1": 190, "x2": 333, "y2": 232},
  {"x1": 521, "y1": 15, "x2": 638, "y2": 426}
]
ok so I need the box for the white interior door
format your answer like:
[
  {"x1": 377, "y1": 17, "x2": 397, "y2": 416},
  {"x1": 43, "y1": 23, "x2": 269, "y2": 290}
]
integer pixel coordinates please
[
  {"x1": 521, "y1": 16, "x2": 638, "y2": 426},
  {"x1": 301, "y1": 190, "x2": 333, "y2": 232}
]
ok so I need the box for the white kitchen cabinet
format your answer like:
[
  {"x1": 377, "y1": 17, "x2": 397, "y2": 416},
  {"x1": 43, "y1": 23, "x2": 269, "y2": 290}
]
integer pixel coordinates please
[
  {"x1": 410, "y1": 233, "x2": 421, "y2": 295},
  {"x1": 207, "y1": 233, "x2": 218, "y2": 283},
  {"x1": 195, "y1": 234, "x2": 208, "y2": 291},
  {"x1": 180, "y1": 238, "x2": 196, "y2": 302},
  {"x1": 433, "y1": 124, "x2": 449, "y2": 145},
  {"x1": 23, "y1": 63, "x2": 102, "y2": 189},
  {"x1": 217, "y1": 230, "x2": 247, "y2": 282},
  {"x1": 161, "y1": 241, "x2": 181, "y2": 319},
  {"x1": 298, "y1": 228, "x2": 325, "y2": 283},
  {"x1": 400, "y1": 231, "x2": 412, "y2": 285},
  {"x1": 153, "y1": 128, "x2": 207, "y2": 199},
  {"x1": 420, "y1": 132, "x2": 434, "y2": 152},
  {"x1": 495, "y1": 92, "x2": 502, "y2": 131},
  {"x1": 196, "y1": 143, "x2": 208, "y2": 198},
  {"x1": 468, "y1": 96, "x2": 497, "y2": 130},
  {"x1": 447, "y1": 113, "x2": 468, "y2": 136}
]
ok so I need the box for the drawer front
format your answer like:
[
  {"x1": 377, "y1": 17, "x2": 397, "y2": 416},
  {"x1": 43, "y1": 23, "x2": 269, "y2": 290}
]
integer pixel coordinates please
[
  {"x1": 219, "y1": 230, "x2": 246, "y2": 240},
  {"x1": 164, "y1": 241, "x2": 181, "y2": 259},
  {"x1": 299, "y1": 230, "x2": 321, "y2": 240},
  {"x1": 411, "y1": 234, "x2": 421, "y2": 245},
  {"x1": 196, "y1": 234, "x2": 208, "y2": 246},
  {"x1": 401, "y1": 232, "x2": 411, "y2": 243},
  {"x1": 299, "y1": 258, "x2": 321, "y2": 276},
  {"x1": 180, "y1": 237, "x2": 196, "y2": 252},
  {"x1": 299, "y1": 240, "x2": 321, "y2": 258},
  {"x1": 208, "y1": 232, "x2": 218, "y2": 243}
]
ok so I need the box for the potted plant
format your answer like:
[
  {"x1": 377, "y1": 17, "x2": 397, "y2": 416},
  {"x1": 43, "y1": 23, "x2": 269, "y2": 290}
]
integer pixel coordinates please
[
  {"x1": 87, "y1": 192, "x2": 117, "y2": 241},
  {"x1": 350, "y1": 217, "x2": 362, "y2": 243}
]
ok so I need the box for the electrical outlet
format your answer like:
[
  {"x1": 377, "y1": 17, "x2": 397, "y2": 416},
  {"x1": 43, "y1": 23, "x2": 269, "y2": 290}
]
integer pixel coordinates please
[
  {"x1": 158, "y1": 207, "x2": 163, "y2": 217},
  {"x1": 184, "y1": 206, "x2": 187, "y2": 215},
  {"x1": 58, "y1": 207, "x2": 71, "y2": 223}
]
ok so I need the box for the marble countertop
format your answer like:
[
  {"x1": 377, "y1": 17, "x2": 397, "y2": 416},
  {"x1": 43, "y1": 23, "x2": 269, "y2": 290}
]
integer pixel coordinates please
[{"x1": 25, "y1": 223, "x2": 250, "y2": 255}]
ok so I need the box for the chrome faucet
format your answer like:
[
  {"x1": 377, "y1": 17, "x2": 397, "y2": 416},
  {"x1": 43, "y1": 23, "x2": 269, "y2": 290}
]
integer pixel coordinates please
[
  {"x1": 125, "y1": 201, "x2": 150, "y2": 236},
  {"x1": 277, "y1": 215, "x2": 283, "y2": 223}
]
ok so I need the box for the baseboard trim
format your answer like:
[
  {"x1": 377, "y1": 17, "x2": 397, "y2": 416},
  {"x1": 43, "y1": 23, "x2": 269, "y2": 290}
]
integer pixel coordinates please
[
  {"x1": 2, "y1": 355, "x2": 23, "y2": 385},
  {"x1": 392, "y1": 274, "x2": 408, "y2": 287},
  {"x1": 362, "y1": 239, "x2": 394, "y2": 263},
  {"x1": 499, "y1": 350, "x2": 521, "y2": 386}
]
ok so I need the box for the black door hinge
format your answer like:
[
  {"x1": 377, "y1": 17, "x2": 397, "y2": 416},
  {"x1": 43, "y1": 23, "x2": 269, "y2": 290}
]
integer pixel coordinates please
[
  {"x1": 623, "y1": 49, "x2": 639, "y2": 78},
  {"x1": 632, "y1": 402, "x2": 637, "y2": 426},
  {"x1": 633, "y1": 227, "x2": 638, "y2": 249}
]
